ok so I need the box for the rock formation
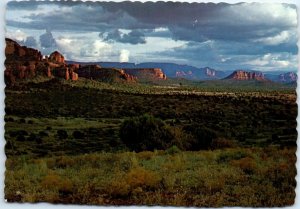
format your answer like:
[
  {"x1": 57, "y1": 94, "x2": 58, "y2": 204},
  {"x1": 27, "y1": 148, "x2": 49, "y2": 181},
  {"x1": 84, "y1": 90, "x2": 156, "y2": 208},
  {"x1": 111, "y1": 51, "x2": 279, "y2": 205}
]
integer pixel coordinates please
[
  {"x1": 279, "y1": 72, "x2": 297, "y2": 83},
  {"x1": 123, "y1": 68, "x2": 167, "y2": 80},
  {"x1": 77, "y1": 65, "x2": 136, "y2": 82},
  {"x1": 49, "y1": 51, "x2": 65, "y2": 64},
  {"x1": 225, "y1": 70, "x2": 265, "y2": 81},
  {"x1": 5, "y1": 38, "x2": 80, "y2": 85},
  {"x1": 5, "y1": 38, "x2": 42, "y2": 62},
  {"x1": 205, "y1": 67, "x2": 216, "y2": 77}
]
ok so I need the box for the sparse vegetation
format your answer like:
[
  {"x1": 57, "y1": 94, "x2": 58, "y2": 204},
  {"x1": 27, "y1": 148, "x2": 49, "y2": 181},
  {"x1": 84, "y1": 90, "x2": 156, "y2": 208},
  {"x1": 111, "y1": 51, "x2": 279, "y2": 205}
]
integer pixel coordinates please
[
  {"x1": 4, "y1": 78, "x2": 297, "y2": 206},
  {"x1": 5, "y1": 147, "x2": 296, "y2": 206}
]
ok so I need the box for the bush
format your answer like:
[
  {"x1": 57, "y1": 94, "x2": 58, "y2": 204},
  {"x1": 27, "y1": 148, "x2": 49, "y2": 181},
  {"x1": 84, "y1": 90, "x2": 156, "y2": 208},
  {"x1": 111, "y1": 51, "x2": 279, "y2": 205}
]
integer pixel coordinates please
[
  {"x1": 27, "y1": 120, "x2": 34, "y2": 124},
  {"x1": 10, "y1": 130, "x2": 28, "y2": 138},
  {"x1": 125, "y1": 167, "x2": 161, "y2": 190},
  {"x1": 16, "y1": 135, "x2": 26, "y2": 142},
  {"x1": 231, "y1": 157, "x2": 257, "y2": 175},
  {"x1": 57, "y1": 130, "x2": 68, "y2": 140},
  {"x1": 5, "y1": 117, "x2": 14, "y2": 122},
  {"x1": 55, "y1": 156, "x2": 76, "y2": 168},
  {"x1": 19, "y1": 118, "x2": 26, "y2": 123},
  {"x1": 107, "y1": 179, "x2": 130, "y2": 197},
  {"x1": 136, "y1": 151, "x2": 155, "y2": 160},
  {"x1": 46, "y1": 126, "x2": 52, "y2": 131},
  {"x1": 72, "y1": 130, "x2": 85, "y2": 139},
  {"x1": 211, "y1": 138, "x2": 237, "y2": 149},
  {"x1": 41, "y1": 173, "x2": 73, "y2": 194},
  {"x1": 39, "y1": 131, "x2": 49, "y2": 137},
  {"x1": 119, "y1": 114, "x2": 173, "y2": 151},
  {"x1": 183, "y1": 125, "x2": 217, "y2": 150},
  {"x1": 165, "y1": 145, "x2": 181, "y2": 155},
  {"x1": 27, "y1": 133, "x2": 37, "y2": 141}
]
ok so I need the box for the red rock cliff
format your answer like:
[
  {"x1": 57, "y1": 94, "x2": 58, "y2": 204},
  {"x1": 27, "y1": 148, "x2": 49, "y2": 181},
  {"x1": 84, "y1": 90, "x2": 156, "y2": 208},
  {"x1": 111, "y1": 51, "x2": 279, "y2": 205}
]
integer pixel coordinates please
[
  {"x1": 226, "y1": 70, "x2": 265, "y2": 81},
  {"x1": 123, "y1": 68, "x2": 167, "y2": 80}
]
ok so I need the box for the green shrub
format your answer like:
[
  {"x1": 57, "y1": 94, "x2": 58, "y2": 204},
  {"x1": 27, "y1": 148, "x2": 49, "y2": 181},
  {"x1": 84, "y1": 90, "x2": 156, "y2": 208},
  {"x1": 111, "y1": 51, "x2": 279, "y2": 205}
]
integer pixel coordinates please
[
  {"x1": 19, "y1": 118, "x2": 26, "y2": 123},
  {"x1": 57, "y1": 130, "x2": 68, "y2": 140},
  {"x1": 39, "y1": 131, "x2": 49, "y2": 137},
  {"x1": 27, "y1": 120, "x2": 34, "y2": 124},
  {"x1": 46, "y1": 126, "x2": 52, "y2": 131},
  {"x1": 27, "y1": 133, "x2": 37, "y2": 141},
  {"x1": 72, "y1": 130, "x2": 85, "y2": 139},
  {"x1": 16, "y1": 135, "x2": 26, "y2": 142},
  {"x1": 119, "y1": 114, "x2": 173, "y2": 151},
  {"x1": 183, "y1": 125, "x2": 217, "y2": 150},
  {"x1": 165, "y1": 145, "x2": 181, "y2": 155},
  {"x1": 10, "y1": 130, "x2": 28, "y2": 137}
]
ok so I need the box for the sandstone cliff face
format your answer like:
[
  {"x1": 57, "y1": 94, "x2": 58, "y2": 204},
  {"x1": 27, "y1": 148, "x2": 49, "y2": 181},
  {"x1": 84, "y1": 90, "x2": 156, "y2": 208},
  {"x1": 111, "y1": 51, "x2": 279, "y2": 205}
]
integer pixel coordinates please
[
  {"x1": 4, "y1": 39, "x2": 81, "y2": 85},
  {"x1": 226, "y1": 70, "x2": 265, "y2": 81},
  {"x1": 123, "y1": 68, "x2": 167, "y2": 80},
  {"x1": 77, "y1": 65, "x2": 136, "y2": 82},
  {"x1": 5, "y1": 38, "x2": 42, "y2": 63},
  {"x1": 5, "y1": 38, "x2": 43, "y2": 85},
  {"x1": 49, "y1": 51, "x2": 65, "y2": 64}
]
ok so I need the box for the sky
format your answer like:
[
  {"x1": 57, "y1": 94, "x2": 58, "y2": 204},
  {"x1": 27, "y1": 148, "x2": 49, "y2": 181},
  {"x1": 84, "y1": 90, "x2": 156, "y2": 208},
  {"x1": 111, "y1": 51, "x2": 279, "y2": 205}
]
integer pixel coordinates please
[{"x1": 5, "y1": 1, "x2": 298, "y2": 72}]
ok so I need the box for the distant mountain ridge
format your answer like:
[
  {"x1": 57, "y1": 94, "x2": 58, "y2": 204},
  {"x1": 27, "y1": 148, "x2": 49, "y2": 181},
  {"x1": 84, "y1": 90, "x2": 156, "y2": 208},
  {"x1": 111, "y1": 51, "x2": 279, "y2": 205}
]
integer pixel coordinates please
[
  {"x1": 265, "y1": 72, "x2": 297, "y2": 83},
  {"x1": 67, "y1": 61, "x2": 230, "y2": 80}
]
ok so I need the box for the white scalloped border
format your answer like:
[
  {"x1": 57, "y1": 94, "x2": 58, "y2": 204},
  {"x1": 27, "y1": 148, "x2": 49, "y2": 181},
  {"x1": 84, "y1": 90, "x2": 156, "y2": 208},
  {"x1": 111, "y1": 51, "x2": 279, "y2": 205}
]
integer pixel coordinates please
[{"x1": 0, "y1": 1, "x2": 299, "y2": 209}]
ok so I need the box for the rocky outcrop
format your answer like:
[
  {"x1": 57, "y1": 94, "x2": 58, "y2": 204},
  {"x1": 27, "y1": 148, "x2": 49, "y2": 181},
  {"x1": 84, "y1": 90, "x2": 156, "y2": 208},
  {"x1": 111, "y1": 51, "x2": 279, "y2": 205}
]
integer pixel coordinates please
[
  {"x1": 71, "y1": 71, "x2": 79, "y2": 81},
  {"x1": 49, "y1": 51, "x2": 65, "y2": 64},
  {"x1": 123, "y1": 68, "x2": 167, "y2": 80},
  {"x1": 52, "y1": 67, "x2": 79, "y2": 81},
  {"x1": 279, "y1": 72, "x2": 297, "y2": 83},
  {"x1": 225, "y1": 70, "x2": 265, "y2": 81},
  {"x1": 4, "y1": 38, "x2": 81, "y2": 85},
  {"x1": 5, "y1": 38, "x2": 42, "y2": 63},
  {"x1": 77, "y1": 65, "x2": 136, "y2": 82},
  {"x1": 205, "y1": 67, "x2": 216, "y2": 77}
]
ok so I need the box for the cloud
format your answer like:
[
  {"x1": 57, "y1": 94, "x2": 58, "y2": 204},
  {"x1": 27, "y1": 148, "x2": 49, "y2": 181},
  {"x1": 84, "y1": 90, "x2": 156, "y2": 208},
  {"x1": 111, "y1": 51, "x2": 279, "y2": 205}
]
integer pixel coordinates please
[
  {"x1": 100, "y1": 29, "x2": 146, "y2": 45},
  {"x1": 119, "y1": 49, "x2": 130, "y2": 62},
  {"x1": 122, "y1": 30, "x2": 146, "y2": 44},
  {"x1": 55, "y1": 35, "x2": 118, "y2": 61},
  {"x1": 5, "y1": 2, "x2": 298, "y2": 71},
  {"x1": 244, "y1": 53, "x2": 296, "y2": 68},
  {"x1": 254, "y1": 30, "x2": 295, "y2": 46},
  {"x1": 39, "y1": 29, "x2": 56, "y2": 48},
  {"x1": 6, "y1": 29, "x2": 27, "y2": 42}
]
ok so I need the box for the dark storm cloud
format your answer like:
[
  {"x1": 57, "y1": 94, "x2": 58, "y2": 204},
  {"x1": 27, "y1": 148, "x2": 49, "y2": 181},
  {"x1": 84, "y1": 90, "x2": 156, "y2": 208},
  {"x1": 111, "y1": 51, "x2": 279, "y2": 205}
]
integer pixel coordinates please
[
  {"x1": 6, "y1": 1, "x2": 298, "y2": 70},
  {"x1": 40, "y1": 29, "x2": 56, "y2": 48},
  {"x1": 155, "y1": 39, "x2": 297, "y2": 70},
  {"x1": 100, "y1": 29, "x2": 146, "y2": 44},
  {"x1": 7, "y1": 2, "x2": 297, "y2": 44},
  {"x1": 6, "y1": 0, "x2": 39, "y2": 10}
]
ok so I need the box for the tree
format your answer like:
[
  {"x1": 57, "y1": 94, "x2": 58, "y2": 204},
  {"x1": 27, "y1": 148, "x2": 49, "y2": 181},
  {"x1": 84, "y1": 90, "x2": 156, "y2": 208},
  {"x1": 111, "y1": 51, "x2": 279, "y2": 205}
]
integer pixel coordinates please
[
  {"x1": 119, "y1": 114, "x2": 173, "y2": 151},
  {"x1": 183, "y1": 124, "x2": 217, "y2": 150}
]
